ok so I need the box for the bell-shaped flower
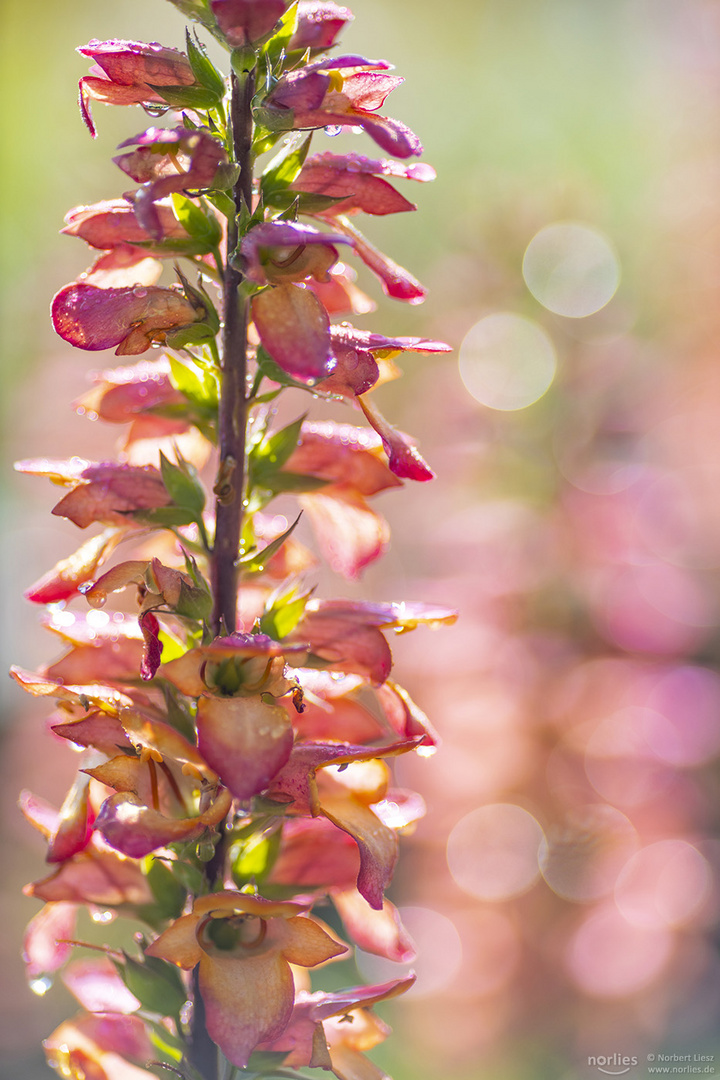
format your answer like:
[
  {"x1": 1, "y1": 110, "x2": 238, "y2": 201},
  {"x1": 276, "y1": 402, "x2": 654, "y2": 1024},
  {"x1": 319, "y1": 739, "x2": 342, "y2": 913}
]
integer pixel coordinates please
[
  {"x1": 52, "y1": 281, "x2": 205, "y2": 355},
  {"x1": 15, "y1": 459, "x2": 172, "y2": 528},
  {"x1": 290, "y1": 1, "x2": 354, "y2": 52},
  {"x1": 114, "y1": 126, "x2": 227, "y2": 239},
  {"x1": 252, "y1": 282, "x2": 335, "y2": 383},
  {"x1": 240, "y1": 220, "x2": 352, "y2": 286},
  {"x1": 210, "y1": 0, "x2": 290, "y2": 46},
  {"x1": 293, "y1": 152, "x2": 436, "y2": 216},
  {"x1": 62, "y1": 198, "x2": 190, "y2": 251},
  {"x1": 323, "y1": 213, "x2": 427, "y2": 303},
  {"x1": 359, "y1": 395, "x2": 435, "y2": 481},
  {"x1": 145, "y1": 891, "x2": 347, "y2": 1067},
  {"x1": 24, "y1": 527, "x2": 125, "y2": 605},
  {"x1": 267, "y1": 56, "x2": 422, "y2": 159},
  {"x1": 78, "y1": 39, "x2": 196, "y2": 138}
]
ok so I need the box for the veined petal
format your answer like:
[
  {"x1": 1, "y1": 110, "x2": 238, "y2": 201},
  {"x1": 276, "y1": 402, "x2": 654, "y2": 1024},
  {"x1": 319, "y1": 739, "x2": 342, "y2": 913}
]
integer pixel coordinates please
[
  {"x1": 320, "y1": 795, "x2": 398, "y2": 910},
  {"x1": 47, "y1": 770, "x2": 93, "y2": 864},
  {"x1": 145, "y1": 912, "x2": 203, "y2": 969},
  {"x1": 25, "y1": 528, "x2": 125, "y2": 604},
  {"x1": 199, "y1": 950, "x2": 294, "y2": 1068},
  {"x1": 286, "y1": 421, "x2": 400, "y2": 495},
  {"x1": 210, "y1": 0, "x2": 289, "y2": 46},
  {"x1": 277, "y1": 914, "x2": 348, "y2": 966},
  {"x1": 197, "y1": 694, "x2": 293, "y2": 800}
]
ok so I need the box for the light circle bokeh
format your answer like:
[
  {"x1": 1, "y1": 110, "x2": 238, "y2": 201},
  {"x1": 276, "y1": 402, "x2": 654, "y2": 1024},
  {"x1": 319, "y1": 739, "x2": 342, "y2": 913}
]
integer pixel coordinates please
[
  {"x1": 447, "y1": 803, "x2": 545, "y2": 901},
  {"x1": 459, "y1": 313, "x2": 557, "y2": 411},
  {"x1": 522, "y1": 221, "x2": 620, "y2": 318}
]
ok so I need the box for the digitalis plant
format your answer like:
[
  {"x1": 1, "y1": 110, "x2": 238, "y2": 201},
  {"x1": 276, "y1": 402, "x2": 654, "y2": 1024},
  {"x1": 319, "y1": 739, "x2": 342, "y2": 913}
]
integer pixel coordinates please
[{"x1": 16, "y1": 3, "x2": 455, "y2": 1078}]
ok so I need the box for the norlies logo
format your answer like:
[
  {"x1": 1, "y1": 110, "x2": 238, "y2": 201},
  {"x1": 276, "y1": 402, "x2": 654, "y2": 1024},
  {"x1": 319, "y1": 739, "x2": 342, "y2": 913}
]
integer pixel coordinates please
[{"x1": 588, "y1": 1054, "x2": 639, "y2": 1075}]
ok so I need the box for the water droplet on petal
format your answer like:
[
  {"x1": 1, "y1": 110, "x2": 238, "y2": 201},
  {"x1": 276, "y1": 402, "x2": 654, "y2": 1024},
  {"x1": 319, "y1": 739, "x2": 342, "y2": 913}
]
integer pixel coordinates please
[
  {"x1": 90, "y1": 909, "x2": 115, "y2": 924},
  {"x1": 133, "y1": 287, "x2": 148, "y2": 299},
  {"x1": 324, "y1": 125, "x2": 342, "y2": 137},
  {"x1": 30, "y1": 976, "x2": 53, "y2": 996}
]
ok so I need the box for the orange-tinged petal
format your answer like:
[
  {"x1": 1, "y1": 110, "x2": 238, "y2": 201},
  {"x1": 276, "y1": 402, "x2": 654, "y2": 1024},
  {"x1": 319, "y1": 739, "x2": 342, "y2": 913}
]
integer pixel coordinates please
[
  {"x1": 95, "y1": 793, "x2": 220, "y2": 858},
  {"x1": 252, "y1": 283, "x2": 334, "y2": 384},
  {"x1": 47, "y1": 769, "x2": 93, "y2": 863},
  {"x1": 332, "y1": 889, "x2": 415, "y2": 962},
  {"x1": 320, "y1": 795, "x2": 397, "y2": 910},
  {"x1": 145, "y1": 913, "x2": 202, "y2": 969},
  {"x1": 199, "y1": 950, "x2": 294, "y2": 1068},
  {"x1": 277, "y1": 915, "x2": 348, "y2": 966},
  {"x1": 193, "y1": 891, "x2": 303, "y2": 919},
  {"x1": 25, "y1": 527, "x2": 125, "y2": 604},
  {"x1": 197, "y1": 694, "x2": 293, "y2": 800}
]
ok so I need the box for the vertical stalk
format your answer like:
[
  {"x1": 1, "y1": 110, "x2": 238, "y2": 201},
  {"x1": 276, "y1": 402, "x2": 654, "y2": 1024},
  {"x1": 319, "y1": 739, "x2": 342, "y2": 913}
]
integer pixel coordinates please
[
  {"x1": 211, "y1": 66, "x2": 255, "y2": 635},
  {"x1": 193, "y1": 66, "x2": 255, "y2": 1080}
]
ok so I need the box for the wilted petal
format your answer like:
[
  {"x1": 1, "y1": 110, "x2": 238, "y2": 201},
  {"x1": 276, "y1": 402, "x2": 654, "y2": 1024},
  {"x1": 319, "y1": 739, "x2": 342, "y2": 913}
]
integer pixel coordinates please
[
  {"x1": 376, "y1": 681, "x2": 438, "y2": 747},
  {"x1": 139, "y1": 610, "x2": 163, "y2": 680},
  {"x1": 10, "y1": 665, "x2": 134, "y2": 712},
  {"x1": 52, "y1": 282, "x2": 202, "y2": 355},
  {"x1": 300, "y1": 488, "x2": 389, "y2": 578},
  {"x1": 252, "y1": 283, "x2": 334, "y2": 383},
  {"x1": 290, "y1": 2, "x2": 353, "y2": 50},
  {"x1": 358, "y1": 396, "x2": 434, "y2": 481},
  {"x1": 211, "y1": 0, "x2": 289, "y2": 46},
  {"x1": 332, "y1": 889, "x2": 415, "y2": 962},
  {"x1": 23, "y1": 902, "x2": 78, "y2": 979},
  {"x1": 25, "y1": 528, "x2": 125, "y2": 604},
  {"x1": 197, "y1": 694, "x2": 293, "y2": 799}
]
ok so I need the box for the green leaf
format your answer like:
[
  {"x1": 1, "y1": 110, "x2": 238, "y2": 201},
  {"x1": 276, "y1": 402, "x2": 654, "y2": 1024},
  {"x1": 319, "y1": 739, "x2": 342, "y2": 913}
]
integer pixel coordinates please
[
  {"x1": 148, "y1": 82, "x2": 222, "y2": 110},
  {"x1": 159, "y1": 451, "x2": 206, "y2": 515},
  {"x1": 261, "y1": 1, "x2": 299, "y2": 67},
  {"x1": 266, "y1": 190, "x2": 349, "y2": 215},
  {"x1": 171, "y1": 193, "x2": 223, "y2": 248},
  {"x1": 165, "y1": 323, "x2": 217, "y2": 350},
  {"x1": 252, "y1": 125, "x2": 287, "y2": 157},
  {"x1": 185, "y1": 28, "x2": 226, "y2": 98},
  {"x1": 231, "y1": 826, "x2": 282, "y2": 886},
  {"x1": 252, "y1": 414, "x2": 305, "y2": 477},
  {"x1": 168, "y1": 355, "x2": 219, "y2": 411},
  {"x1": 253, "y1": 104, "x2": 295, "y2": 133},
  {"x1": 239, "y1": 513, "x2": 302, "y2": 574},
  {"x1": 246, "y1": 1050, "x2": 290, "y2": 1072},
  {"x1": 261, "y1": 134, "x2": 312, "y2": 195},
  {"x1": 115, "y1": 953, "x2": 187, "y2": 1020},
  {"x1": 134, "y1": 507, "x2": 199, "y2": 527},
  {"x1": 205, "y1": 190, "x2": 236, "y2": 219},
  {"x1": 260, "y1": 472, "x2": 329, "y2": 496},
  {"x1": 143, "y1": 856, "x2": 187, "y2": 920},
  {"x1": 127, "y1": 236, "x2": 214, "y2": 257},
  {"x1": 160, "y1": 683, "x2": 197, "y2": 742},
  {"x1": 169, "y1": 859, "x2": 205, "y2": 894},
  {"x1": 259, "y1": 584, "x2": 312, "y2": 639}
]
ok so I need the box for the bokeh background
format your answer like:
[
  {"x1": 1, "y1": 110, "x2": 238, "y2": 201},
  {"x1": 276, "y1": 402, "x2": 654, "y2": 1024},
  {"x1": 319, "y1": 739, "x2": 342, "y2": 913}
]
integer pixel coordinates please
[{"x1": 3, "y1": 0, "x2": 720, "y2": 1077}]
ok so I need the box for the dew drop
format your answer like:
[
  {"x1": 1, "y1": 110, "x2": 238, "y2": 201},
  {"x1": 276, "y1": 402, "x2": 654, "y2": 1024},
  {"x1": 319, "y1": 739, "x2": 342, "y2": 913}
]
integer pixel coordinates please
[
  {"x1": 143, "y1": 103, "x2": 171, "y2": 118},
  {"x1": 324, "y1": 125, "x2": 342, "y2": 137},
  {"x1": 29, "y1": 976, "x2": 53, "y2": 996},
  {"x1": 180, "y1": 1000, "x2": 193, "y2": 1026},
  {"x1": 91, "y1": 909, "x2": 115, "y2": 924},
  {"x1": 133, "y1": 287, "x2": 148, "y2": 299}
]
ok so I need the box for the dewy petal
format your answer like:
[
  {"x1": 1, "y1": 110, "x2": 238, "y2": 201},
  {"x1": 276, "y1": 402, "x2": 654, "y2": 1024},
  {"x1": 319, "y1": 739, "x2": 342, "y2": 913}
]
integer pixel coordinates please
[
  {"x1": 199, "y1": 951, "x2": 294, "y2": 1068},
  {"x1": 290, "y1": 1, "x2": 354, "y2": 50},
  {"x1": 94, "y1": 793, "x2": 212, "y2": 858},
  {"x1": 320, "y1": 794, "x2": 398, "y2": 910},
  {"x1": 63, "y1": 956, "x2": 141, "y2": 1014},
  {"x1": 197, "y1": 694, "x2": 293, "y2": 800},
  {"x1": 49, "y1": 463, "x2": 171, "y2": 529},
  {"x1": 62, "y1": 198, "x2": 187, "y2": 250},
  {"x1": 300, "y1": 488, "x2": 389, "y2": 579},
  {"x1": 145, "y1": 912, "x2": 203, "y2": 969},
  {"x1": 23, "y1": 902, "x2": 78, "y2": 979},
  {"x1": 26, "y1": 845, "x2": 153, "y2": 906},
  {"x1": 241, "y1": 221, "x2": 351, "y2": 285},
  {"x1": 24, "y1": 527, "x2": 125, "y2": 604},
  {"x1": 46, "y1": 770, "x2": 93, "y2": 864},
  {"x1": 289, "y1": 607, "x2": 392, "y2": 685},
  {"x1": 318, "y1": 340, "x2": 379, "y2": 396},
  {"x1": 52, "y1": 283, "x2": 202, "y2": 355},
  {"x1": 211, "y1": 0, "x2": 289, "y2": 46},
  {"x1": 293, "y1": 156, "x2": 418, "y2": 216},
  {"x1": 332, "y1": 889, "x2": 415, "y2": 962},
  {"x1": 52, "y1": 712, "x2": 134, "y2": 757},
  {"x1": 358, "y1": 396, "x2": 434, "y2": 482},
  {"x1": 286, "y1": 421, "x2": 400, "y2": 495},
  {"x1": 77, "y1": 357, "x2": 183, "y2": 424},
  {"x1": 252, "y1": 283, "x2": 334, "y2": 383}
]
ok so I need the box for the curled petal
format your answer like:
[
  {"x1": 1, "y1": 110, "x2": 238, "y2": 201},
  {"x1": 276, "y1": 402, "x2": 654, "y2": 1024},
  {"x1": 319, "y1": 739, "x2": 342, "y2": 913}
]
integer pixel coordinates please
[
  {"x1": 145, "y1": 912, "x2": 203, "y2": 969},
  {"x1": 330, "y1": 322, "x2": 451, "y2": 357},
  {"x1": 197, "y1": 694, "x2": 293, "y2": 799},
  {"x1": 94, "y1": 792, "x2": 217, "y2": 858},
  {"x1": 252, "y1": 283, "x2": 334, "y2": 383},
  {"x1": 270, "y1": 816, "x2": 360, "y2": 890},
  {"x1": 50, "y1": 463, "x2": 171, "y2": 529},
  {"x1": 24, "y1": 527, "x2": 125, "y2": 604},
  {"x1": 318, "y1": 341, "x2": 379, "y2": 396},
  {"x1": 47, "y1": 770, "x2": 93, "y2": 864},
  {"x1": 26, "y1": 846, "x2": 153, "y2": 906},
  {"x1": 320, "y1": 794, "x2": 397, "y2": 910},
  {"x1": 358, "y1": 396, "x2": 434, "y2": 481},
  {"x1": 44, "y1": 1014, "x2": 153, "y2": 1076},
  {"x1": 331, "y1": 216, "x2": 426, "y2": 303},
  {"x1": 62, "y1": 198, "x2": 188, "y2": 250},
  {"x1": 276, "y1": 914, "x2": 348, "y2": 966},
  {"x1": 290, "y1": 607, "x2": 392, "y2": 684},
  {"x1": 52, "y1": 283, "x2": 203, "y2": 355},
  {"x1": 52, "y1": 712, "x2": 134, "y2": 758},
  {"x1": 139, "y1": 610, "x2": 163, "y2": 680}
]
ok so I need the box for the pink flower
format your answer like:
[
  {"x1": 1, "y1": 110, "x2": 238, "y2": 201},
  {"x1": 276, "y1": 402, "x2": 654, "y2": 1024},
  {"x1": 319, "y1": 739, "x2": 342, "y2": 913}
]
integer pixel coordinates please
[
  {"x1": 62, "y1": 198, "x2": 189, "y2": 250},
  {"x1": 267, "y1": 56, "x2": 422, "y2": 159},
  {"x1": 290, "y1": 1, "x2": 354, "y2": 51},
  {"x1": 52, "y1": 282, "x2": 205, "y2": 355},
  {"x1": 240, "y1": 220, "x2": 352, "y2": 285},
  {"x1": 24, "y1": 527, "x2": 125, "y2": 605},
  {"x1": 77, "y1": 39, "x2": 195, "y2": 138},
  {"x1": 252, "y1": 282, "x2": 334, "y2": 383},
  {"x1": 146, "y1": 892, "x2": 347, "y2": 1067}
]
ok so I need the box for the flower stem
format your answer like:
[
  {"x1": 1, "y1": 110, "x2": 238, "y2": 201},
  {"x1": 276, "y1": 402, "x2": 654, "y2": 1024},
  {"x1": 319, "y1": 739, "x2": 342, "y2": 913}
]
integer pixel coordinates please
[
  {"x1": 211, "y1": 66, "x2": 255, "y2": 635},
  {"x1": 189, "y1": 967, "x2": 219, "y2": 1080}
]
